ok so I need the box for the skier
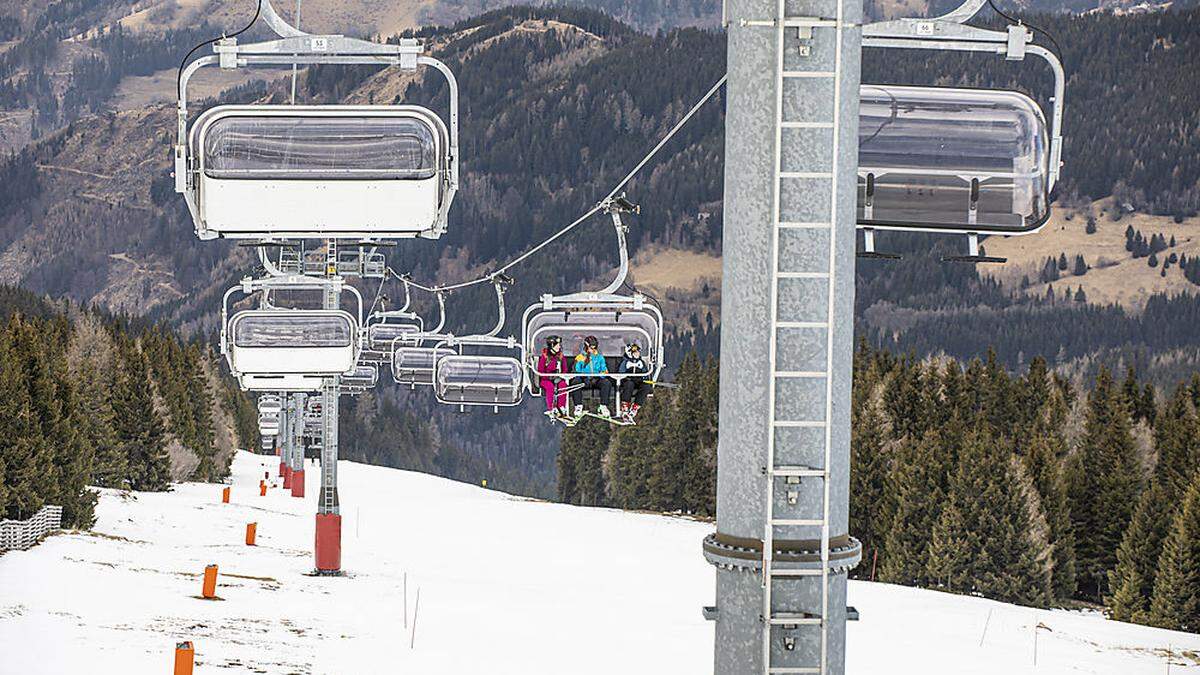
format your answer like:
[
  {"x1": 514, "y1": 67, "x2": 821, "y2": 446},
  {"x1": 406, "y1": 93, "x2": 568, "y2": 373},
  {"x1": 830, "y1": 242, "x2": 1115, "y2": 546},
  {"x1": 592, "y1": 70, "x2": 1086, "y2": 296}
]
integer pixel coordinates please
[
  {"x1": 617, "y1": 341, "x2": 651, "y2": 422},
  {"x1": 571, "y1": 335, "x2": 613, "y2": 417},
  {"x1": 537, "y1": 335, "x2": 571, "y2": 419}
]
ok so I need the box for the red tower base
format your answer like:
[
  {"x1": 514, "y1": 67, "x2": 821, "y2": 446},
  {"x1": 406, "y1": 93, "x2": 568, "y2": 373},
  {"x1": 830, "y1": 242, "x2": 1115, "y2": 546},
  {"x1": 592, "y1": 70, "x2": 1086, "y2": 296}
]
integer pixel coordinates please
[
  {"x1": 290, "y1": 469, "x2": 305, "y2": 498},
  {"x1": 315, "y1": 513, "x2": 342, "y2": 573},
  {"x1": 278, "y1": 460, "x2": 286, "y2": 477},
  {"x1": 282, "y1": 465, "x2": 292, "y2": 489}
]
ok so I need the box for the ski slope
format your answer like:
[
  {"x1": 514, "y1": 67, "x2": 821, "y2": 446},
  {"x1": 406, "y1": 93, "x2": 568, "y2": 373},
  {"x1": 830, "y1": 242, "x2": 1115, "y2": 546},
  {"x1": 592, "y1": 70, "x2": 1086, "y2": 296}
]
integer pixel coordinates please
[{"x1": 0, "y1": 451, "x2": 1197, "y2": 674}]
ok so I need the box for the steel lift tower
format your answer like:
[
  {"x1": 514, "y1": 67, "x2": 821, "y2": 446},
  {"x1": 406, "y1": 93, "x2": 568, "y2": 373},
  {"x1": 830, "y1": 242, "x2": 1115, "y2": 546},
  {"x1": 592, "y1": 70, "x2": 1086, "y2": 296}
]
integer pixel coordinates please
[{"x1": 703, "y1": 0, "x2": 863, "y2": 671}]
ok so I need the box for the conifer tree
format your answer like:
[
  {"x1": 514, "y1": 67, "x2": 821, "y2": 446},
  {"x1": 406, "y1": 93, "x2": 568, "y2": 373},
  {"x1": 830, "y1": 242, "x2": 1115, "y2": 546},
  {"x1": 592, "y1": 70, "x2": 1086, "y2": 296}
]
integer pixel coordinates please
[
  {"x1": 850, "y1": 393, "x2": 891, "y2": 573},
  {"x1": 1108, "y1": 481, "x2": 1172, "y2": 623},
  {"x1": 926, "y1": 431, "x2": 1050, "y2": 606},
  {"x1": 0, "y1": 316, "x2": 55, "y2": 520},
  {"x1": 1067, "y1": 366, "x2": 1143, "y2": 600},
  {"x1": 112, "y1": 339, "x2": 170, "y2": 491},
  {"x1": 1024, "y1": 433, "x2": 1077, "y2": 602},
  {"x1": 1151, "y1": 387, "x2": 1200, "y2": 500},
  {"x1": 558, "y1": 416, "x2": 609, "y2": 506},
  {"x1": 879, "y1": 430, "x2": 949, "y2": 586},
  {"x1": 680, "y1": 357, "x2": 718, "y2": 515},
  {"x1": 1147, "y1": 475, "x2": 1200, "y2": 631},
  {"x1": 606, "y1": 389, "x2": 670, "y2": 509}
]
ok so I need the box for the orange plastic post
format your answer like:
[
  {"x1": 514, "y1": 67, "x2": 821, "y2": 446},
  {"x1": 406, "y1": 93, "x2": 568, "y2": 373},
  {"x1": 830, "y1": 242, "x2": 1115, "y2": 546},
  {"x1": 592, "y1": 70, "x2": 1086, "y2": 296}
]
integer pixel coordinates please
[
  {"x1": 221, "y1": 487, "x2": 230, "y2": 504},
  {"x1": 245, "y1": 522, "x2": 257, "y2": 546},
  {"x1": 201, "y1": 564, "x2": 218, "y2": 599},
  {"x1": 291, "y1": 469, "x2": 305, "y2": 498},
  {"x1": 173, "y1": 641, "x2": 195, "y2": 675},
  {"x1": 259, "y1": 482, "x2": 267, "y2": 497}
]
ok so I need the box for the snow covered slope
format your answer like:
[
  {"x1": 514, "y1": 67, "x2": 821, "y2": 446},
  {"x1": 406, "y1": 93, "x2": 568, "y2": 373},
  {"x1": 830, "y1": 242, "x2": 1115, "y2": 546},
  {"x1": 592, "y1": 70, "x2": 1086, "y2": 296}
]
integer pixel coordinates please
[{"x1": 1, "y1": 452, "x2": 1197, "y2": 674}]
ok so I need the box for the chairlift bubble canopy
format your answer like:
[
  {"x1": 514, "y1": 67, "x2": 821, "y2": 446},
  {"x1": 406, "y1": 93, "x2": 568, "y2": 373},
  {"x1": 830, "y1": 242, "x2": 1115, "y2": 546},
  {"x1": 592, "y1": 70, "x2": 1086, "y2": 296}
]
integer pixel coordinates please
[
  {"x1": 392, "y1": 344, "x2": 455, "y2": 387},
  {"x1": 856, "y1": 85, "x2": 1051, "y2": 233},
  {"x1": 342, "y1": 364, "x2": 379, "y2": 389},
  {"x1": 228, "y1": 309, "x2": 359, "y2": 377},
  {"x1": 368, "y1": 320, "x2": 423, "y2": 352},
  {"x1": 434, "y1": 355, "x2": 524, "y2": 407},
  {"x1": 191, "y1": 105, "x2": 451, "y2": 238}
]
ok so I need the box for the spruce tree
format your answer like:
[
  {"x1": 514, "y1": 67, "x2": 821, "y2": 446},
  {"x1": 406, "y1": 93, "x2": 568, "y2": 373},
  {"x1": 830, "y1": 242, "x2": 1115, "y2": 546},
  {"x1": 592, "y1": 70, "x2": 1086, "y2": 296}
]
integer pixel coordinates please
[
  {"x1": 1024, "y1": 433, "x2": 1077, "y2": 602},
  {"x1": 879, "y1": 429, "x2": 949, "y2": 587},
  {"x1": 1147, "y1": 475, "x2": 1200, "y2": 631},
  {"x1": 926, "y1": 430, "x2": 1050, "y2": 606},
  {"x1": 1107, "y1": 481, "x2": 1172, "y2": 623},
  {"x1": 0, "y1": 316, "x2": 56, "y2": 520},
  {"x1": 112, "y1": 339, "x2": 170, "y2": 492},
  {"x1": 1067, "y1": 366, "x2": 1143, "y2": 600},
  {"x1": 850, "y1": 394, "x2": 891, "y2": 574}
]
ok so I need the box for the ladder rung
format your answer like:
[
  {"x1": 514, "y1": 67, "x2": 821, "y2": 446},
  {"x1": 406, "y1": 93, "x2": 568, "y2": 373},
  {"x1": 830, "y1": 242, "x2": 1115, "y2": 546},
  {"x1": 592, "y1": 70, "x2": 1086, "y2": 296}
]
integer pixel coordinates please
[
  {"x1": 779, "y1": 171, "x2": 834, "y2": 179},
  {"x1": 769, "y1": 668, "x2": 821, "y2": 674},
  {"x1": 774, "y1": 370, "x2": 827, "y2": 378},
  {"x1": 772, "y1": 420, "x2": 826, "y2": 428},
  {"x1": 769, "y1": 568, "x2": 825, "y2": 577},
  {"x1": 768, "y1": 613, "x2": 823, "y2": 625},
  {"x1": 777, "y1": 221, "x2": 830, "y2": 229},
  {"x1": 776, "y1": 321, "x2": 828, "y2": 329},
  {"x1": 781, "y1": 121, "x2": 834, "y2": 129},
  {"x1": 771, "y1": 466, "x2": 826, "y2": 477},
  {"x1": 771, "y1": 518, "x2": 825, "y2": 527},
  {"x1": 782, "y1": 70, "x2": 836, "y2": 78},
  {"x1": 776, "y1": 271, "x2": 830, "y2": 279}
]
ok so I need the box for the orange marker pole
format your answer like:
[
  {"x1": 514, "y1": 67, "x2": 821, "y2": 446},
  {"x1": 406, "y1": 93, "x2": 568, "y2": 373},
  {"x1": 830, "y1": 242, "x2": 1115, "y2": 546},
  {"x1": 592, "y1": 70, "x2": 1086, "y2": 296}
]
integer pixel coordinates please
[
  {"x1": 201, "y1": 564, "x2": 218, "y2": 599},
  {"x1": 221, "y1": 486, "x2": 230, "y2": 504},
  {"x1": 259, "y1": 482, "x2": 267, "y2": 497},
  {"x1": 245, "y1": 522, "x2": 257, "y2": 546},
  {"x1": 173, "y1": 641, "x2": 195, "y2": 675}
]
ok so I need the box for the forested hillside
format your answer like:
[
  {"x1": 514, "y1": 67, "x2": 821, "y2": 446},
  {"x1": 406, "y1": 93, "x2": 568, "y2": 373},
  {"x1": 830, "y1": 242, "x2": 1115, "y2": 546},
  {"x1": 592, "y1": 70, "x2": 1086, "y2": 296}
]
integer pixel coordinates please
[
  {"x1": 559, "y1": 344, "x2": 1200, "y2": 630},
  {"x1": 0, "y1": 284, "x2": 251, "y2": 529}
]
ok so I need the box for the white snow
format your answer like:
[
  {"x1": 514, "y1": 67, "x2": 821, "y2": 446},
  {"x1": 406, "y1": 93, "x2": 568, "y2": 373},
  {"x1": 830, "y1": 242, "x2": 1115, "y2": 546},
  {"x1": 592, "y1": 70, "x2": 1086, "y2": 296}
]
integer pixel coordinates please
[{"x1": 0, "y1": 451, "x2": 1196, "y2": 673}]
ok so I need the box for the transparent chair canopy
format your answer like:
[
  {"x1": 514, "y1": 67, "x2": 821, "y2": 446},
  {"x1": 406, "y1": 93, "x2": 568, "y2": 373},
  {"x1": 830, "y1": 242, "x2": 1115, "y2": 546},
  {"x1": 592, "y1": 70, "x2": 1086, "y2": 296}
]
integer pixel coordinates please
[
  {"x1": 435, "y1": 356, "x2": 524, "y2": 406},
  {"x1": 202, "y1": 116, "x2": 436, "y2": 181},
  {"x1": 233, "y1": 313, "x2": 353, "y2": 348},
  {"x1": 525, "y1": 310, "x2": 660, "y2": 377},
  {"x1": 342, "y1": 365, "x2": 379, "y2": 388},
  {"x1": 857, "y1": 85, "x2": 1050, "y2": 232},
  {"x1": 368, "y1": 323, "x2": 421, "y2": 351},
  {"x1": 392, "y1": 346, "x2": 455, "y2": 386}
]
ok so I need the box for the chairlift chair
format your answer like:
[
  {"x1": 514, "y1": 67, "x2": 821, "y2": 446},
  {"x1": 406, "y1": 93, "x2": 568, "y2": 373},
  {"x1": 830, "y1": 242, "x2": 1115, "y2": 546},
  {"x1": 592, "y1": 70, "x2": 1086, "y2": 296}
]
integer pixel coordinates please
[
  {"x1": 857, "y1": 1, "x2": 1066, "y2": 248},
  {"x1": 432, "y1": 337, "x2": 526, "y2": 409},
  {"x1": 426, "y1": 277, "x2": 526, "y2": 409},
  {"x1": 174, "y1": 1, "x2": 459, "y2": 240},
  {"x1": 221, "y1": 275, "x2": 364, "y2": 387},
  {"x1": 341, "y1": 364, "x2": 379, "y2": 389},
  {"x1": 519, "y1": 200, "x2": 664, "y2": 424}
]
